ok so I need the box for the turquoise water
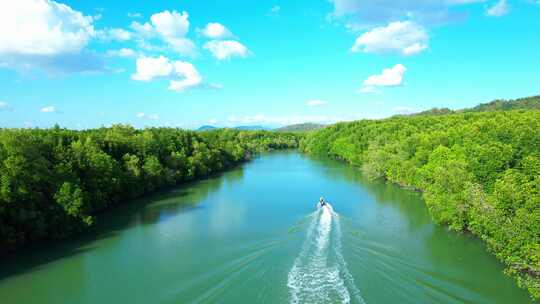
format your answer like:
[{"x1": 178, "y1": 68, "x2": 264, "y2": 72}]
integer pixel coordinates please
[{"x1": 0, "y1": 151, "x2": 535, "y2": 303}]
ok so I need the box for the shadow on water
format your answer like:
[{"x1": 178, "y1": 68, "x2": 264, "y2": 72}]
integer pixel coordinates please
[{"x1": 0, "y1": 164, "x2": 246, "y2": 281}]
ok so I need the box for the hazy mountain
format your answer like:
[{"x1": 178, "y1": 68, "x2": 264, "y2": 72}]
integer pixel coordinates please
[{"x1": 197, "y1": 125, "x2": 218, "y2": 131}]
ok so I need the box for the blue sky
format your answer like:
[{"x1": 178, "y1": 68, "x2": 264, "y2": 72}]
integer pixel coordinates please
[{"x1": 0, "y1": 0, "x2": 539, "y2": 129}]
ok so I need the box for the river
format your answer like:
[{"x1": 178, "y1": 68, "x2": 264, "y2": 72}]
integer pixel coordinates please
[{"x1": 0, "y1": 151, "x2": 535, "y2": 303}]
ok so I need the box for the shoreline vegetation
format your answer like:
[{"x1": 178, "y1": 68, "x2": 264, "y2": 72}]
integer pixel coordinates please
[
  {"x1": 300, "y1": 109, "x2": 540, "y2": 298},
  {"x1": 0, "y1": 126, "x2": 300, "y2": 254}
]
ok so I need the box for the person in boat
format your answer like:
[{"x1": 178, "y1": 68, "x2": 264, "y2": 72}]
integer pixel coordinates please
[{"x1": 319, "y1": 197, "x2": 326, "y2": 207}]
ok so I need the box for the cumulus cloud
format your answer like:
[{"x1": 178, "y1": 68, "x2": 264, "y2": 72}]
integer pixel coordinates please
[
  {"x1": 151, "y1": 10, "x2": 189, "y2": 38},
  {"x1": 130, "y1": 21, "x2": 155, "y2": 38},
  {"x1": 106, "y1": 48, "x2": 137, "y2": 58},
  {"x1": 0, "y1": 0, "x2": 103, "y2": 73},
  {"x1": 306, "y1": 99, "x2": 328, "y2": 107},
  {"x1": 204, "y1": 40, "x2": 249, "y2": 60},
  {"x1": 329, "y1": 0, "x2": 485, "y2": 26},
  {"x1": 361, "y1": 64, "x2": 406, "y2": 93},
  {"x1": 0, "y1": 0, "x2": 94, "y2": 55},
  {"x1": 200, "y1": 23, "x2": 233, "y2": 39},
  {"x1": 352, "y1": 21, "x2": 428, "y2": 56},
  {"x1": 41, "y1": 106, "x2": 57, "y2": 113},
  {"x1": 131, "y1": 55, "x2": 203, "y2": 92},
  {"x1": 486, "y1": 0, "x2": 509, "y2": 17},
  {"x1": 131, "y1": 56, "x2": 174, "y2": 81},
  {"x1": 137, "y1": 112, "x2": 160, "y2": 120},
  {"x1": 168, "y1": 61, "x2": 203, "y2": 92},
  {"x1": 151, "y1": 10, "x2": 195, "y2": 55},
  {"x1": 129, "y1": 10, "x2": 196, "y2": 56}
]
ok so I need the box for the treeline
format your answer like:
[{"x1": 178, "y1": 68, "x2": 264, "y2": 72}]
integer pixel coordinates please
[
  {"x1": 300, "y1": 110, "x2": 540, "y2": 298},
  {"x1": 0, "y1": 125, "x2": 299, "y2": 254}
]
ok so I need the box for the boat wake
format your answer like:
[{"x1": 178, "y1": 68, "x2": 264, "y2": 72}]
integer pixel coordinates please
[{"x1": 287, "y1": 204, "x2": 366, "y2": 304}]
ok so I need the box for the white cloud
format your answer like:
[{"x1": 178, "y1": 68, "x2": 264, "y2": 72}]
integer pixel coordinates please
[
  {"x1": 131, "y1": 55, "x2": 203, "y2": 92},
  {"x1": 131, "y1": 56, "x2": 174, "y2": 81},
  {"x1": 208, "y1": 118, "x2": 219, "y2": 124},
  {"x1": 41, "y1": 106, "x2": 56, "y2": 113},
  {"x1": 361, "y1": 64, "x2": 406, "y2": 93},
  {"x1": 130, "y1": 10, "x2": 196, "y2": 56},
  {"x1": 166, "y1": 38, "x2": 197, "y2": 55},
  {"x1": 200, "y1": 23, "x2": 233, "y2": 39},
  {"x1": 137, "y1": 112, "x2": 160, "y2": 120},
  {"x1": 0, "y1": 0, "x2": 103, "y2": 72},
  {"x1": 168, "y1": 61, "x2": 203, "y2": 92},
  {"x1": 151, "y1": 10, "x2": 190, "y2": 38},
  {"x1": 130, "y1": 21, "x2": 155, "y2": 38},
  {"x1": 106, "y1": 48, "x2": 137, "y2": 58},
  {"x1": 352, "y1": 21, "x2": 428, "y2": 56},
  {"x1": 204, "y1": 40, "x2": 249, "y2": 60},
  {"x1": 486, "y1": 0, "x2": 509, "y2": 17},
  {"x1": 128, "y1": 12, "x2": 142, "y2": 18},
  {"x1": 0, "y1": 0, "x2": 94, "y2": 55},
  {"x1": 306, "y1": 99, "x2": 328, "y2": 107},
  {"x1": 151, "y1": 11, "x2": 195, "y2": 55}
]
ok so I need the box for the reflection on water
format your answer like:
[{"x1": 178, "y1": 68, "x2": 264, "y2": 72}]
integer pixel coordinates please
[{"x1": 0, "y1": 151, "x2": 536, "y2": 304}]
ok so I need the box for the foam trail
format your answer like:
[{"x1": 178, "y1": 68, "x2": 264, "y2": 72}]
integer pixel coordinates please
[{"x1": 287, "y1": 204, "x2": 366, "y2": 304}]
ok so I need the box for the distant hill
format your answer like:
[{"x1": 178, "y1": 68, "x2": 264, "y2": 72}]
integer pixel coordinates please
[
  {"x1": 464, "y1": 95, "x2": 540, "y2": 112},
  {"x1": 197, "y1": 125, "x2": 218, "y2": 131},
  {"x1": 276, "y1": 123, "x2": 326, "y2": 132}
]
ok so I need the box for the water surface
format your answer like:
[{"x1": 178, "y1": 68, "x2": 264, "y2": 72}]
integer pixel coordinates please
[{"x1": 0, "y1": 151, "x2": 535, "y2": 303}]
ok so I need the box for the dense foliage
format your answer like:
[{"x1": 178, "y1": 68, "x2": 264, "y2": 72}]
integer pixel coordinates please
[
  {"x1": 300, "y1": 110, "x2": 540, "y2": 297},
  {"x1": 0, "y1": 125, "x2": 299, "y2": 254}
]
